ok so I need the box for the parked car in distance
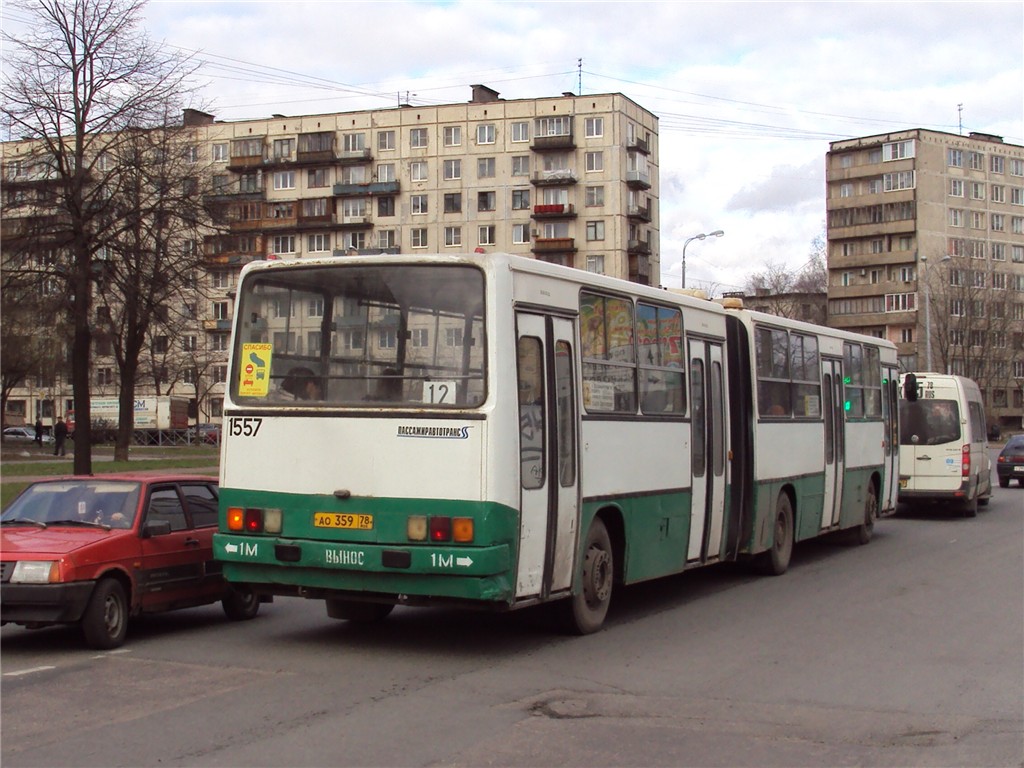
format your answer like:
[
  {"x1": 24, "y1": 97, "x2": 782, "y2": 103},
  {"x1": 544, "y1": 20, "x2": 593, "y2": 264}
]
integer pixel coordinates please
[
  {"x1": 3, "y1": 426, "x2": 55, "y2": 444},
  {"x1": 188, "y1": 423, "x2": 221, "y2": 444},
  {"x1": 996, "y1": 435, "x2": 1024, "y2": 488},
  {"x1": 1, "y1": 474, "x2": 266, "y2": 649}
]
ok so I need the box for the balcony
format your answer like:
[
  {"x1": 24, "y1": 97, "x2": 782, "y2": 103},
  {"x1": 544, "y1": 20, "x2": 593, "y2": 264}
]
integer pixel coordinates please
[
  {"x1": 531, "y1": 133, "x2": 575, "y2": 151},
  {"x1": 627, "y1": 136, "x2": 651, "y2": 155},
  {"x1": 203, "y1": 319, "x2": 232, "y2": 331},
  {"x1": 337, "y1": 148, "x2": 373, "y2": 165},
  {"x1": 627, "y1": 239, "x2": 652, "y2": 255},
  {"x1": 629, "y1": 254, "x2": 651, "y2": 284},
  {"x1": 626, "y1": 170, "x2": 651, "y2": 190},
  {"x1": 333, "y1": 180, "x2": 401, "y2": 197},
  {"x1": 627, "y1": 204, "x2": 652, "y2": 222},
  {"x1": 334, "y1": 213, "x2": 372, "y2": 229},
  {"x1": 531, "y1": 203, "x2": 576, "y2": 219},
  {"x1": 531, "y1": 169, "x2": 578, "y2": 187},
  {"x1": 531, "y1": 237, "x2": 577, "y2": 255},
  {"x1": 334, "y1": 246, "x2": 401, "y2": 257},
  {"x1": 261, "y1": 214, "x2": 298, "y2": 229},
  {"x1": 226, "y1": 154, "x2": 265, "y2": 172}
]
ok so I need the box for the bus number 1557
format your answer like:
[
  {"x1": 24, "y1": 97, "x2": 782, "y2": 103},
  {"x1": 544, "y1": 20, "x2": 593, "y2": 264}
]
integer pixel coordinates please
[{"x1": 228, "y1": 416, "x2": 263, "y2": 437}]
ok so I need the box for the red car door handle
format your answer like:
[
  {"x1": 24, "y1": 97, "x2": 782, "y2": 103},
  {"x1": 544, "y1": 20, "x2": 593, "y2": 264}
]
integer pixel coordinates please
[{"x1": 184, "y1": 537, "x2": 200, "y2": 547}]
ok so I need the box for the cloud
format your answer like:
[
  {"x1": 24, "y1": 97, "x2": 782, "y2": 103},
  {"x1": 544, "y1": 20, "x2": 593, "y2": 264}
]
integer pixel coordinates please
[{"x1": 727, "y1": 159, "x2": 823, "y2": 214}]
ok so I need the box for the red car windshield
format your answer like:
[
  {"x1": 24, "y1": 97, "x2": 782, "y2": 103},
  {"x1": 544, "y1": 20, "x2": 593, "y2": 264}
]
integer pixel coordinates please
[{"x1": 2, "y1": 481, "x2": 142, "y2": 530}]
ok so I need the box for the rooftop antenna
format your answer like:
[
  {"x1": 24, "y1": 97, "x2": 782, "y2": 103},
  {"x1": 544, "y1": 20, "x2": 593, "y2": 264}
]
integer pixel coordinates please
[
  {"x1": 577, "y1": 58, "x2": 582, "y2": 95},
  {"x1": 958, "y1": 103, "x2": 963, "y2": 135}
]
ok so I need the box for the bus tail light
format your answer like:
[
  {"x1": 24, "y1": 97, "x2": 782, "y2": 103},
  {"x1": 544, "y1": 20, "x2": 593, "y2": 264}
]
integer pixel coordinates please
[
  {"x1": 407, "y1": 515, "x2": 427, "y2": 541},
  {"x1": 227, "y1": 507, "x2": 245, "y2": 531},
  {"x1": 430, "y1": 516, "x2": 452, "y2": 542},
  {"x1": 244, "y1": 509, "x2": 263, "y2": 533},
  {"x1": 962, "y1": 444, "x2": 971, "y2": 478},
  {"x1": 453, "y1": 517, "x2": 474, "y2": 543}
]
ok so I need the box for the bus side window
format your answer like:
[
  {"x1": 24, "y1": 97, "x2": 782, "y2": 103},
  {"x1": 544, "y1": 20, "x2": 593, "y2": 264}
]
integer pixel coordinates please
[{"x1": 517, "y1": 337, "x2": 545, "y2": 489}]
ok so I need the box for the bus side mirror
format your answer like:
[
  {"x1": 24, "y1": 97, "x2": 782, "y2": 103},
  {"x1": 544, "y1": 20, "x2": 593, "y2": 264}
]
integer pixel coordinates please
[{"x1": 903, "y1": 373, "x2": 918, "y2": 402}]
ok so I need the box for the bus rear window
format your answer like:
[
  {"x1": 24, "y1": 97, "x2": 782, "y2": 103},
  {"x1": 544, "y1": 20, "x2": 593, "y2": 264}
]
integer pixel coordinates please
[
  {"x1": 899, "y1": 400, "x2": 961, "y2": 445},
  {"x1": 231, "y1": 264, "x2": 486, "y2": 407}
]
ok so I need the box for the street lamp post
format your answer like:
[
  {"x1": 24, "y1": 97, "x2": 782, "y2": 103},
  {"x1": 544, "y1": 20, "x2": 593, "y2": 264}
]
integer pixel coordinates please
[{"x1": 681, "y1": 230, "x2": 724, "y2": 289}]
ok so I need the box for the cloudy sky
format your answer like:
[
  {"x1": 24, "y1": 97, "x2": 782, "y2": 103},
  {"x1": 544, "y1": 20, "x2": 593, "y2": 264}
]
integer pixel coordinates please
[{"x1": 8, "y1": 0, "x2": 1023, "y2": 293}]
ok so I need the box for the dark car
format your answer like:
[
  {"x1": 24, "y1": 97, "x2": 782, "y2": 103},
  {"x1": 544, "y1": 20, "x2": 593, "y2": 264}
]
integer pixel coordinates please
[
  {"x1": 1, "y1": 474, "x2": 265, "y2": 649},
  {"x1": 996, "y1": 435, "x2": 1024, "y2": 488}
]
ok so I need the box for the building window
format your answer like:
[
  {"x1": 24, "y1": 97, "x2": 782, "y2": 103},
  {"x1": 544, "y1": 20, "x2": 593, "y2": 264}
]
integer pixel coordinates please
[
  {"x1": 410, "y1": 161, "x2": 428, "y2": 182},
  {"x1": 410, "y1": 128, "x2": 428, "y2": 149},
  {"x1": 949, "y1": 209, "x2": 964, "y2": 227},
  {"x1": 378, "y1": 197, "x2": 395, "y2": 217},
  {"x1": 840, "y1": 183, "x2": 853, "y2": 198},
  {"x1": 992, "y1": 184, "x2": 1005, "y2": 203},
  {"x1": 585, "y1": 151, "x2": 604, "y2": 172},
  {"x1": 444, "y1": 226, "x2": 462, "y2": 247},
  {"x1": 968, "y1": 152, "x2": 984, "y2": 171},
  {"x1": 272, "y1": 138, "x2": 294, "y2": 159},
  {"x1": 883, "y1": 171, "x2": 914, "y2": 191},
  {"x1": 586, "y1": 255, "x2": 605, "y2": 274},
  {"x1": 307, "y1": 168, "x2": 329, "y2": 188},
  {"x1": 511, "y1": 156, "x2": 529, "y2": 176},
  {"x1": 378, "y1": 229, "x2": 397, "y2": 249},
  {"x1": 479, "y1": 225, "x2": 496, "y2": 245},
  {"x1": 411, "y1": 228, "x2": 428, "y2": 248},
  {"x1": 586, "y1": 221, "x2": 605, "y2": 241},
  {"x1": 445, "y1": 328, "x2": 464, "y2": 347},
  {"x1": 1010, "y1": 159, "x2": 1024, "y2": 176},
  {"x1": 884, "y1": 293, "x2": 916, "y2": 312},
  {"x1": 992, "y1": 214, "x2": 1005, "y2": 232},
  {"x1": 511, "y1": 122, "x2": 529, "y2": 143},
  {"x1": 443, "y1": 159, "x2": 461, "y2": 180},
  {"x1": 411, "y1": 194, "x2": 428, "y2": 215},
  {"x1": 882, "y1": 140, "x2": 914, "y2": 160},
  {"x1": 586, "y1": 185, "x2": 604, "y2": 207},
  {"x1": 476, "y1": 124, "x2": 496, "y2": 144},
  {"x1": 211, "y1": 334, "x2": 229, "y2": 352},
  {"x1": 536, "y1": 116, "x2": 572, "y2": 137},
  {"x1": 477, "y1": 157, "x2": 495, "y2": 179},
  {"x1": 212, "y1": 143, "x2": 229, "y2": 162},
  {"x1": 443, "y1": 126, "x2": 462, "y2": 147},
  {"x1": 991, "y1": 155, "x2": 1005, "y2": 174},
  {"x1": 378, "y1": 130, "x2": 395, "y2": 151},
  {"x1": 971, "y1": 211, "x2": 985, "y2": 230},
  {"x1": 948, "y1": 149, "x2": 963, "y2": 167},
  {"x1": 949, "y1": 298, "x2": 966, "y2": 317},
  {"x1": 585, "y1": 117, "x2": 604, "y2": 138},
  {"x1": 970, "y1": 182, "x2": 985, "y2": 200},
  {"x1": 900, "y1": 328, "x2": 914, "y2": 343},
  {"x1": 1012, "y1": 187, "x2": 1024, "y2": 206},
  {"x1": 512, "y1": 224, "x2": 530, "y2": 244},
  {"x1": 411, "y1": 329, "x2": 429, "y2": 348},
  {"x1": 96, "y1": 368, "x2": 114, "y2": 386},
  {"x1": 512, "y1": 189, "x2": 530, "y2": 210},
  {"x1": 866, "y1": 179, "x2": 882, "y2": 194},
  {"x1": 274, "y1": 171, "x2": 295, "y2": 190},
  {"x1": 477, "y1": 191, "x2": 496, "y2": 212},
  {"x1": 308, "y1": 233, "x2": 330, "y2": 253},
  {"x1": 182, "y1": 335, "x2": 198, "y2": 351},
  {"x1": 273, "y1": 235, "x2": 296, "y2": 255},
  {"x1": 443, "y1": 193, "x2": 462, "y2": 213}
]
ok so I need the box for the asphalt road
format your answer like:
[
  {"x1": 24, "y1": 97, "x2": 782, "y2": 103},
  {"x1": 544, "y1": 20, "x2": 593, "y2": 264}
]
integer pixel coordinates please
[{"x1": 2, "y1": 478, "x2": 1022, "y2": 767}]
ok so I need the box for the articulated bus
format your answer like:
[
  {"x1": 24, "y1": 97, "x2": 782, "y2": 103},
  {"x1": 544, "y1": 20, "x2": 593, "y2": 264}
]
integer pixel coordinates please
[{"x1": 214, "y1": 253, "x2": 899, "y2": 633}]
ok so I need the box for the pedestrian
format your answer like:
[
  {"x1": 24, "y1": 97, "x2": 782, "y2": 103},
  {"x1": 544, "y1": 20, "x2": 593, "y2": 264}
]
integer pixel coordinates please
[
  {"x1": 53, "y1": 418, "x2": 68, "y2": 457},
  {"x1": 34, "y1": 417, "x2": 44, "y2": 445}
]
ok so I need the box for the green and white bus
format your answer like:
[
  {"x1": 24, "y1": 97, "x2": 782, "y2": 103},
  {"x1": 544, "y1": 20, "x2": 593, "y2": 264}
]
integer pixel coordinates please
[{"x1": 214, "y1": 253, "x2": 899, "y2": 633}]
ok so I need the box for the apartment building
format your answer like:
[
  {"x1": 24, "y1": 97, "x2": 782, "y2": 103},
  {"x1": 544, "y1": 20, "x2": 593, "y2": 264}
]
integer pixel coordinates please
[
  {"x1": 1, "y1": 86, "x2": 659, "y2": 429},
  {"x1": 826, "y1": 129, "x2": 1024, "y2": 429}
]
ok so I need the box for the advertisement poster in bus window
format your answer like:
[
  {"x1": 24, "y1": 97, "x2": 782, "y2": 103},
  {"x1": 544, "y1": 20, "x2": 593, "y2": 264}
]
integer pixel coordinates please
[
  {"x1": 238, "y1": 343, "x2": 272, "y2": 397},
  {"x1": 637, "y1": 305, "x2": 682, "y2": 366}
]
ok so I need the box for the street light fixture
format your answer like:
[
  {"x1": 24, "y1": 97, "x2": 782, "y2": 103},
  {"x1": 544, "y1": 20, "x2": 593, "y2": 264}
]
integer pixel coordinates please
[
  {"x1": 681, "y1": 230, "x2": 724, "y2": 289},
  {"x1": 920, "y1": 253, "x2": 951, "y2": 372}
]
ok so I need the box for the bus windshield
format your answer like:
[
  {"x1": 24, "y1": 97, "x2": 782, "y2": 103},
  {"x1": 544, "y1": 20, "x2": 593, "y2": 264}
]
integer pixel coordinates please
[{"x1": 231, "y1": 263, "x2": 486, "y2": 407}]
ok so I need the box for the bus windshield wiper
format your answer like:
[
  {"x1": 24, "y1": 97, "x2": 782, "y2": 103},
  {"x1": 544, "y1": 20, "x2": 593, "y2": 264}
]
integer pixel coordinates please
[{"x1": 1, "y1": 518, "x2": 48, "y2": 528}]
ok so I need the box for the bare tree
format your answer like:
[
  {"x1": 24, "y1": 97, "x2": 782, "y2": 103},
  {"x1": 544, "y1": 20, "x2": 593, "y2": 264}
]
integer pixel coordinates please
[{"x1": 2, "y1": 0, "x2": 202, "y2": 472}]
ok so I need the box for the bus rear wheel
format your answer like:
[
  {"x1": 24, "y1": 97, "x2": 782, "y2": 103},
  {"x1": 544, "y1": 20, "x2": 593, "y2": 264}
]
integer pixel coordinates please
[
  {"x1": 326, "y1": 599, "x2": 395, "y2": 623},
  {"x1": 759, "y1": 493, "x2": 794, "y2": 576},
  {"x1": 566, "y1": 517, "x2": 613, "y2": 635},
  {"x1": 851, "y1": 482, "x2": 877, "y2": 546}
]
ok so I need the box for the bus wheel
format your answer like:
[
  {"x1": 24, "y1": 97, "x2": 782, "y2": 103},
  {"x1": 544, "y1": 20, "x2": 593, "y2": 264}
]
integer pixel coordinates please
[
  {"x1": 567, "y1": 518, "x2": 613, "y2": 635},
  {"x1": 326, "y1": 599, "x2": 395, "y2": 623},
  {"x1": 851, "y1": 483, "x2": 878, "y2": 546},
  {"x1": 760, "y1": 493, "x2": 794, "y2": 576},
  {"x1": 222, "y1": 585, "x2": 261, "y2": 621},
  {"x1": 81, "y1": 578, "x2": 128, "y2": 650}
]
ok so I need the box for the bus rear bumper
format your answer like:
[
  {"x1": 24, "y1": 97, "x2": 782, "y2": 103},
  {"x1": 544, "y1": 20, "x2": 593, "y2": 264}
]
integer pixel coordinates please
[{"x1": 214, "y1": 533, "x2": 514, "y2": 603}]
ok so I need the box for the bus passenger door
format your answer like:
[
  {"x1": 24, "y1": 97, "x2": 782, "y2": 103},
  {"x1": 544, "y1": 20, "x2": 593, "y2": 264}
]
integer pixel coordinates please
[
  {"x1": 515, "y1": 313, "x2": 579, "y2": 600},
  {"x1": 820, "y1": 359, "x2": 846, "y2": 529},
  {"x1": 687, "y1": 339, "x2": 728, "y2": 563}
]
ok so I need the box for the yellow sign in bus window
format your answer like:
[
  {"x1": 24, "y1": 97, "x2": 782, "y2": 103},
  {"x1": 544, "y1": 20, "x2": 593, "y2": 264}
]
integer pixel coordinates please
[{"x1": 238, "y1": 343, "x2": 272, "y2": 397}]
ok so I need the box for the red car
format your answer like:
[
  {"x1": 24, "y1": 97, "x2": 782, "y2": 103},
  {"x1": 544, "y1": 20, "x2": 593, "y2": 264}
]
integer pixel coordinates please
[{"x1": 1, "y1": 473, "x2": 265, "y2": 649}]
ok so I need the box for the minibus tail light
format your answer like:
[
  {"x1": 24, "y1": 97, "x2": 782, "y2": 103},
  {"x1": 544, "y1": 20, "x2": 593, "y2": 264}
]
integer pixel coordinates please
[{"x1": 962, "y1": 444, "x2": 971, "y2": 478}]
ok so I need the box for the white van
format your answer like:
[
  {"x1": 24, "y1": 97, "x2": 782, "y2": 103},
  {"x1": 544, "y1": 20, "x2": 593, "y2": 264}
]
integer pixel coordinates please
[{"x1": 897, "y1": 373, "x2": 992, "y2": 516}]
